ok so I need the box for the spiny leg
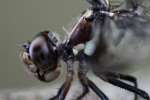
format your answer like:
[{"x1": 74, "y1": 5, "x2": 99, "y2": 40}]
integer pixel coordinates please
[
  {"x1": 77, "y1": 72, "x2": 89, "y2": 100},
  {"x1": 103, "y1": 72, "x2": 138, "y2": 100},
  {"x1": 49, "y1": 60, "x2": 74, "y2": 100},
  {"x1": 117, "y1": 73, "x2": 138, "y2": 100},
  {"x1": 101, "y1": 72, "x2": 150, "y2": 100},
  {"x1": 107, "y1": 78, "x2": 149, "y2": 100},
  {"x1": 77, "y1": 51, "x2": 109, "y2": 100},
  {"x1": 87, "y1": 78, "x2": 109, "y2": 100},
  {"x1": 76, "y1": 50, "x2": 90, "y2": 100},
  {"x1": 77, "y1": 72, "x2": 109, "y2": 100},
  {"x1": 49, "y1": 83, "x2": 65, "y2": 100},
  {"x1": 49, "y1": 73, "x2": 73, "y2": 100}
]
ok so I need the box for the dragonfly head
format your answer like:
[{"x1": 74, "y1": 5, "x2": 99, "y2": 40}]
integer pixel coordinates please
[{"x1": 21, "y1": 31, "x2": 60, "y2": 82}]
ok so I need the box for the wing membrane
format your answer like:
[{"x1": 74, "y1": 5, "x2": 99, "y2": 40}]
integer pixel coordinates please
[
  {"x1": 109, "y1": 0, "x2": 150, "y2": 18},
  {"x1": 137, "y1": 0, "x2": 150, "y2": 18},
  {"x1": 88, "y1": 12, "x2": 150, "y2": 74}
]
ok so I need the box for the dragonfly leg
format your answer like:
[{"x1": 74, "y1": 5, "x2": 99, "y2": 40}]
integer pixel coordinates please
[
  {"x1": 101, "y1": 72, "x2": 150, "y2": 100},
  {"x1": 77, "y1": 73, "x2": 109, "y2": 100},
  {"x1": 49, "y1": 73, "x2": 74, "y2": 100},
  {"x1": 76, "y1": 51, "x2": 90, "y2": 100},
  {"x1": 117, "y1": 73, "x2": 138, "y2": 100},
  {"x1": 49, "y1": 60, "x2": 74, "y2": 100},
  {"x1": 76, "y1": 72, "x2": 89, "y2": 100},
  {"x1": 77, "y1": 51, "x2": 109, "y2": 100},
  {"x1": 49, "y1": 83, "x2": 65, "y2": 100},
  {"x1": 77, "y1": 70, "x2": 109, "y2": 100},
  {"x1": 102, "y1": 72, "x2": 138, "y2": 100},
  {"x1": 87, "y1": 78, "x2": 109, "y2": 100}
]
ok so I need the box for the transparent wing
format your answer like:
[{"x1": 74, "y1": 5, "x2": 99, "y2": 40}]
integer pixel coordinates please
[
  {"x1": 109, "y1": 0, "x2": 150, "y2": 18},
  {"x1": 88, "y1": 13, "x2": 150, "y2": 75},
  {"x1": 136, "y1": 0, "x2": 150, "y2": 18}
]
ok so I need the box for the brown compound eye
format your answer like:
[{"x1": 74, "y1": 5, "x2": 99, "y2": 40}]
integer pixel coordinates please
[
  {"x1": 29, "y1": 35, "x2": 58, "y2": 72},
  {"x1": 21, "y1": 31, "x2": 60, "y2": 82},
  {"x1": 21, "y1": 50, "x2": 60, "y2": 82}
]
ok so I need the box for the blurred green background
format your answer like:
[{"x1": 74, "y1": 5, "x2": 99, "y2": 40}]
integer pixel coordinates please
[{"x1": 0, "y1": 0, "x2": 87, "y2": 90}]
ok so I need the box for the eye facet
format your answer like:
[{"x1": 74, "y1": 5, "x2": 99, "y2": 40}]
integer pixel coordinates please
[
  {"x1": 21, "y1": 31, "x2": 60, "y2": 82},
  {"x1": 29, "y1": 36, "x2": 58, "y2": 73}
]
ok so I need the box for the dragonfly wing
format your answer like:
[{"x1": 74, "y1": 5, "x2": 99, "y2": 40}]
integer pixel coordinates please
[
  {"x1": 109, "y1": 0, "x2": 150, "y2": 18},
  {"x1": 87, "y1": 13, "x2": 150, "y2": 75},
  {"x1": 137, "y1": 0, "x2": 150, "y2": 18},
  {"x1": 109, "y1": 14, "x2": 150, "y2": 72}
]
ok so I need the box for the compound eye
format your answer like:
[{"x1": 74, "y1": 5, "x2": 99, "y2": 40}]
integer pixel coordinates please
[{"x1": 29, "y1": 36, "x2": 58, "y2": 72}]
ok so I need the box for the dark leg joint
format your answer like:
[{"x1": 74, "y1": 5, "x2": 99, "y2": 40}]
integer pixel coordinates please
[
  {"x1": 87, "y1": 79, "x2": 109, "y2": 100},
  {"x1": 77, "y1": 73, "x2": 89, "y2": 100},
  {"x1": 102, "y1": 72, "x2": 138, "y2": 100},
  {"x1": 107, "y1": 78, "x2": 150, "y2": 100}
]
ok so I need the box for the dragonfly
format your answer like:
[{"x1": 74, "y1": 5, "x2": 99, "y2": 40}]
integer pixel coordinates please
[{"x1": 20, "y1": 0, "x2": 150, "y2": 100}]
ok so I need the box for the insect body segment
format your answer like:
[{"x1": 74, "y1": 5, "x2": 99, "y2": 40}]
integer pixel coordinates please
[{"x1": 67, "y1": 9, "x2": 93, "y2": 47}]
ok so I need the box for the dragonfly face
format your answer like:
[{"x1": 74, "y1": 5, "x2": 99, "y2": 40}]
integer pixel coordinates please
[
  {"x1": 21, "y1": 31, "x2": 60, "y2": 82},
  {"x1": 29, "y1": 35, "x2": 57, "y2": 71}
]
